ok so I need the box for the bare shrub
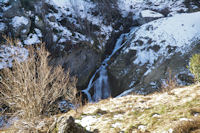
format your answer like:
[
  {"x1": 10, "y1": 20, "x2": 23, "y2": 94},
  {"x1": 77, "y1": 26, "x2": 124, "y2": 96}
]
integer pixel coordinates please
[
  {"x1": 189, "y1": 54, "x2": 200, "y2": 83},
  {"x1": 0, "y1": 44, "x2": 77, "y2": 119},
  {"x1": 161, "y1": 69, "x2": 178, "y2": 93}
]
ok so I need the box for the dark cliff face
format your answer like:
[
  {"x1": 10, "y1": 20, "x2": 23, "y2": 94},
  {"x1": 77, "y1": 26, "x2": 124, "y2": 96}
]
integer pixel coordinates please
[{"x1": 0, "y1": 0, "x2": 134, "y2": 90}]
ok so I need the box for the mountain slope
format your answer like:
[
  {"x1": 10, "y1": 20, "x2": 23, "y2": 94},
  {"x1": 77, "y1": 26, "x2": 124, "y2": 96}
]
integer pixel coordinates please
[{"x1": 66, "y1": 84, "x2": 200, "y2": 133}]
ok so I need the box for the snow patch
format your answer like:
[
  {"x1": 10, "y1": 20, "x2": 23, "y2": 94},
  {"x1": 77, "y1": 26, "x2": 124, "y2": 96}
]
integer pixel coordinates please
[
  {"x1": 11, "y1": 16, "x2": 29, "y2": 28},
  {"x1": 24, "y1": 33, "x2": 40, "y2": 45},
  {"x1": 125, "y1": 12, "x2": 200, "y2": 69},
  {"x1": 141, "y1": 10, "x2": 164, "y2": 18},
  {"x1": 0, "y1": 22, "x2": 6, "y2": 32},
  {"x1": 116, "y1": 88, "x2": 134, "y2": 98},
  {"x1": 75, "y1": 115, "x2": 98, "y2": 130},
  {"x1": 0, "y1": 45, "x2": 29, "y2": 69},
  {"x1": 118, "y1": 0, "x2": 186, "y2": 18},
  {"x1": 34, "y1": 28, "x2": 42, "y2": 38}
]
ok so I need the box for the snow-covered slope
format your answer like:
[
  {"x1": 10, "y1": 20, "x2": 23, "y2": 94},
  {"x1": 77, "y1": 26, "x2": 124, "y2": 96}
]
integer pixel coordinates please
[
  {"x1": 108, "y1": 11, "x2": 200, "y2": 95},
  {"x1": 118, "y1": 0, "x2": 186, "y2": 17},
  {"x1": 126, "y1": 11, "x2": 200, "y2": 68},
  {"x1": 45, "y1": 0, "x2": 113, "y2": 48}
]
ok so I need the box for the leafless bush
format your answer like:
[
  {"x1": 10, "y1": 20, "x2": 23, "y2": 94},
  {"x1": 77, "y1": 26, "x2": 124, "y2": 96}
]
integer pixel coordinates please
[
  {"x1": 161, "y1": 69, "x2": 178, "y2": 93},
  {"x1": 0, "y1": 44, "x2": 77, "y2": 119}
]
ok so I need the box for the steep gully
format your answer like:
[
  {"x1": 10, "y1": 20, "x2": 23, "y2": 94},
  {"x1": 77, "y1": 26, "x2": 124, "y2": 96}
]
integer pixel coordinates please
[{"x1": 82, "y1": 27, "x2": 139, "y2": 102}]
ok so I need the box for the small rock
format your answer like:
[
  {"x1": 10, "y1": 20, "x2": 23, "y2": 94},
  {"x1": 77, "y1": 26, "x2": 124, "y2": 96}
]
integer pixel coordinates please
[
  {"x1": 138, "y1": 125, "x2": 146, "y2": 132},
  {"x1": 152, "y1": 113, "x2": 160, "y2": 118},
  {"x1": 194, "y1": 113, "x2": 199, "y2": 117},
  {"x1": 56, "y1": 115, "x2": 92, "y2": 133},
  {"x1": 111, "y1": 122, "x2": 122, "y2": 128},
  {"x1": 179, "y1": 118, "x2": 191, "y2": 121},
  {"x1": 138, "y1": 10, "x2": 164, "y2": 25},
  {"x1": 168, "y1": 128, "x2": 173, "y2": 133}
]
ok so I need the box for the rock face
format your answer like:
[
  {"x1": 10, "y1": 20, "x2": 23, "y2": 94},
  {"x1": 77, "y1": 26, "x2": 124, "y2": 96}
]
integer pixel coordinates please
[
  {"x1": 55, "y1": 115, "x2": 92, "y2": 133},
  {"x1": 51, "y1": 46, "x2": 101, "y2": 88},
  {"x1": 3, "y1": 0, "x2": 23, "y2": 18},
  {"x1": 108, "y1": 12, "x2": 200, "y2": 95}
]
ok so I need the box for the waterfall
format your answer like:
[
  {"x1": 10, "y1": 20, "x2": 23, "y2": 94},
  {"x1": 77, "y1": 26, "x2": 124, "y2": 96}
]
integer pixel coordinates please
[{"x1": 82, "y1": 27, "x2": 139, "y2": 102}]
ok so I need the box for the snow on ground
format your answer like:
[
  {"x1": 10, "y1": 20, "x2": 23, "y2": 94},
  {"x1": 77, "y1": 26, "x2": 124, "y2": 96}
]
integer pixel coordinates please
[
  {"x1": 124, "y1": 11, "x2": 200, "y2": 69},
  {"x1": 141, "y1": 10, "x2": 164, "y2": 18},
  {"x1": 34, "y1": 28, "x2": 42, "y2": 38},
  {"x1": 75, "y1": 115, "x2": 99, "y2": 131},
  {"x1": 45, "y1": 0, "x2": 113, "y2": 48},
  {"x1": 118, "y1": 0, "x2": 186, "y2": 18},
  {"x1": 0, "y1": 45, "x2": 29, "y2": 69},
  {"x1": 0, "y1": 22, "x2": 6, "y2": 32},
  {"x1": 11, "y1": 16, "x2": 29, "y2": 28},
  {"x1": 24, "y1": 33, "x2": 40, "y2": 45}
]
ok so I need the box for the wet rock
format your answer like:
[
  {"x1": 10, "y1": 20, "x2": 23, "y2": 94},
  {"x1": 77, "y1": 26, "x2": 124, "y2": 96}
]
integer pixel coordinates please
[{"x1": 51, "y1": 46, "x2": 101, "y2": 88}]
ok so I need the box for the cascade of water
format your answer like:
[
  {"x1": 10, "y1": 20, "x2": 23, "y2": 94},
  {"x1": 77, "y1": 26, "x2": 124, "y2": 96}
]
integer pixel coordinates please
[
  {"x1": 92, "y1": 65, "x2": 110, "y2": 102},
  {"x1": 82, "y1": 27, "x2": 139, "y2": 102}
]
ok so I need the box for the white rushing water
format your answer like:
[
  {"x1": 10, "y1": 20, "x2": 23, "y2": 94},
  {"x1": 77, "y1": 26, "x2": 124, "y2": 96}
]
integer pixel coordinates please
[{"x1": 82, "y1": 27, "x2": 139, "y2": 102}]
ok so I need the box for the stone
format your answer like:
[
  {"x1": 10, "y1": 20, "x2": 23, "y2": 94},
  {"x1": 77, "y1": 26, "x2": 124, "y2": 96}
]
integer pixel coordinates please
[
  {"x1": 10, "y1": 16, "x2": 31, "y2": 37},
  {"x1": 137, "y1": 10, "x2": 164, "y2": 25},
  {"x1": 54, "y1": 115, "x2": 92, "y2": 133}
]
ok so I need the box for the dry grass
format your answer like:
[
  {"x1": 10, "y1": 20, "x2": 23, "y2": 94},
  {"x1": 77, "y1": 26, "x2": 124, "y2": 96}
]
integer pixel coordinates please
[
  {"x1": 0, "y1": 43, "x2": 77, "y2": 120},
  {"x1": 173, "y1": 117, "x2": 200, "y2": 133},
  {"x1": 2, "y1": 35, "x2": 21, "y2": 46}
]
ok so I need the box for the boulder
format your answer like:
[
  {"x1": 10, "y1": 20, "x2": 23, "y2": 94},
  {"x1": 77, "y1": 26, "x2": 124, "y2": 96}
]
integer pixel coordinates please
[
  {"x1": 10, "y1": 16, "x2": 31, "y2": 38},
  {"x1": 55, "y1": 115, "x2": 92, "y2": 133},
  {"x1": 108, "y1": 12, "x2": 200, "y2": 96},
  {"x1": 137, "y1": 10, "x2": 164, "y2": 25},
  {"x1": 3, "y1": 0, "x2": 23, "y2": 18}
]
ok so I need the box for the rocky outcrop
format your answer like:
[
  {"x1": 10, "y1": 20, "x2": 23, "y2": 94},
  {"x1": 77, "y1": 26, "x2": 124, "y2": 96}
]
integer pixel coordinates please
[
  {"x1": 11, "y1": 16, "x2": 31, "y2": 38},
  {"x1": 137, "y1": 10, "x2": 164, "y2": 25},
  {"x1": 53, "y1": 115, "x2": 92, "y2": 133},
  {"x1": 108, "y1": 12, "x2": 200, "y2": 96},
  {"x1": 51, "y1": 46, "x2": 101, "y2": 88},
  {"x1": 3, "y1": 0, "x2": 23, "y2": 18}
]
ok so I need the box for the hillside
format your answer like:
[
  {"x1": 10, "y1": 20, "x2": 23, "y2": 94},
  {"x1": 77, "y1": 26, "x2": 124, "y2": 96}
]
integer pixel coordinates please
[
  {"x1": 66, "y1": 84, "x2": 200, "y2": 133},
  {"x1": 0, "y1": 0, "x2": 200, "y2": 132}
]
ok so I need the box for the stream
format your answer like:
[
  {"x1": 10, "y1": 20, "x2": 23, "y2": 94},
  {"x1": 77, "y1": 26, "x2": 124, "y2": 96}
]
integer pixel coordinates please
[{"x1": 82, "y1": 27, "x2": 139, "y2": 102}]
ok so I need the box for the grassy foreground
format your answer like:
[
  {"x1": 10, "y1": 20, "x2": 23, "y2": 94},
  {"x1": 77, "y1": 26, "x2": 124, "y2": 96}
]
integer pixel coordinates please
[{"x1": 68, "y1": 84, "x2": 200, "y2": 133}]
